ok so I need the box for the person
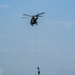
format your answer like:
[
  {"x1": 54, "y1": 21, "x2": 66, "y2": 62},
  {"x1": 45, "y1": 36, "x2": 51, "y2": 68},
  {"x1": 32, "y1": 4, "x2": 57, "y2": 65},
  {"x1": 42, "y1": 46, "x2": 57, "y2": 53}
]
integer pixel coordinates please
[{"x1": 37, "y1": 67, "x2": 40, "y2": 75}]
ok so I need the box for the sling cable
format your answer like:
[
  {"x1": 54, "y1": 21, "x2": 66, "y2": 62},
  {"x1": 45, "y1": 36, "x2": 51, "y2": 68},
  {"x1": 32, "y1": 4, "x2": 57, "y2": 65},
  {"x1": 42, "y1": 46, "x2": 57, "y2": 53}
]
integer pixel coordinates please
[{"x1": 33, "y1": 26, "x2": 40, "y2": 75}]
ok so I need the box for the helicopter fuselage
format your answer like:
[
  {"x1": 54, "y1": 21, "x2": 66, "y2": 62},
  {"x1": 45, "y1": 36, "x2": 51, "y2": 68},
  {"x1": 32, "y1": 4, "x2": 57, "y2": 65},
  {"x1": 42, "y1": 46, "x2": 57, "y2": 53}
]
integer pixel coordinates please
[{"x1": 30, "y1": 16, "x2": 38, "y2": 26}]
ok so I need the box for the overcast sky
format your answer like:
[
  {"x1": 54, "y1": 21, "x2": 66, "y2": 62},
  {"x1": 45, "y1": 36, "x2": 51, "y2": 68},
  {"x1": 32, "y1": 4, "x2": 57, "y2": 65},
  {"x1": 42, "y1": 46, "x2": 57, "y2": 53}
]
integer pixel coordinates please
[{"x1": 0, "y1": 0, "x2": 75, "y2": 75}]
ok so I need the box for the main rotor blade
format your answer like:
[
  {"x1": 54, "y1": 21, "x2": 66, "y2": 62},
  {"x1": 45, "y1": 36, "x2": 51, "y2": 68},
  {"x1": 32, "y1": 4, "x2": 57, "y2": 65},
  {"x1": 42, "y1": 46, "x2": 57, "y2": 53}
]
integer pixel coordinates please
[
  {"x1": 22, "y1": 14, "x2": 32, "y2": 17},
  {"x1": 38, "y1": 12, "x2": 45, "y2": 15},
  {"x1": 34, "y1": 12, "x2": 45, "y2": 17}
]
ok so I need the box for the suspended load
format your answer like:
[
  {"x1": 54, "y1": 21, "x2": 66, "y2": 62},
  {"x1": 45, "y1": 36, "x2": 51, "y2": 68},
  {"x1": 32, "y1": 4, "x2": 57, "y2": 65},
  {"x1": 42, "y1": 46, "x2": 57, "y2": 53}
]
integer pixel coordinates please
[{"x1": 37, "y1": 67, "x2": 40, "y2": 75}]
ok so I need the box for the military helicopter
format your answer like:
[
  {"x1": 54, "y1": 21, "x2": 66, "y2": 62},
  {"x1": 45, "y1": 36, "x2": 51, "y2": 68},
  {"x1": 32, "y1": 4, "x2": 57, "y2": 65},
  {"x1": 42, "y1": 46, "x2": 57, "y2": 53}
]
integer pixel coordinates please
[{"x1": 22, "y1": 12, "x2": 45, "y2": 26}]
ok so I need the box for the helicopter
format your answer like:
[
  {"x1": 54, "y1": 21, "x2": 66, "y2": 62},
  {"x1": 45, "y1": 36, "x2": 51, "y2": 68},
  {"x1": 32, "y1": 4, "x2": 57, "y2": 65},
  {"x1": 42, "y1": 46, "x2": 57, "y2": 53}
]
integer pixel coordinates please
[{"x1": 22, "y1": 12, "x2": 45, "y2": 26}]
